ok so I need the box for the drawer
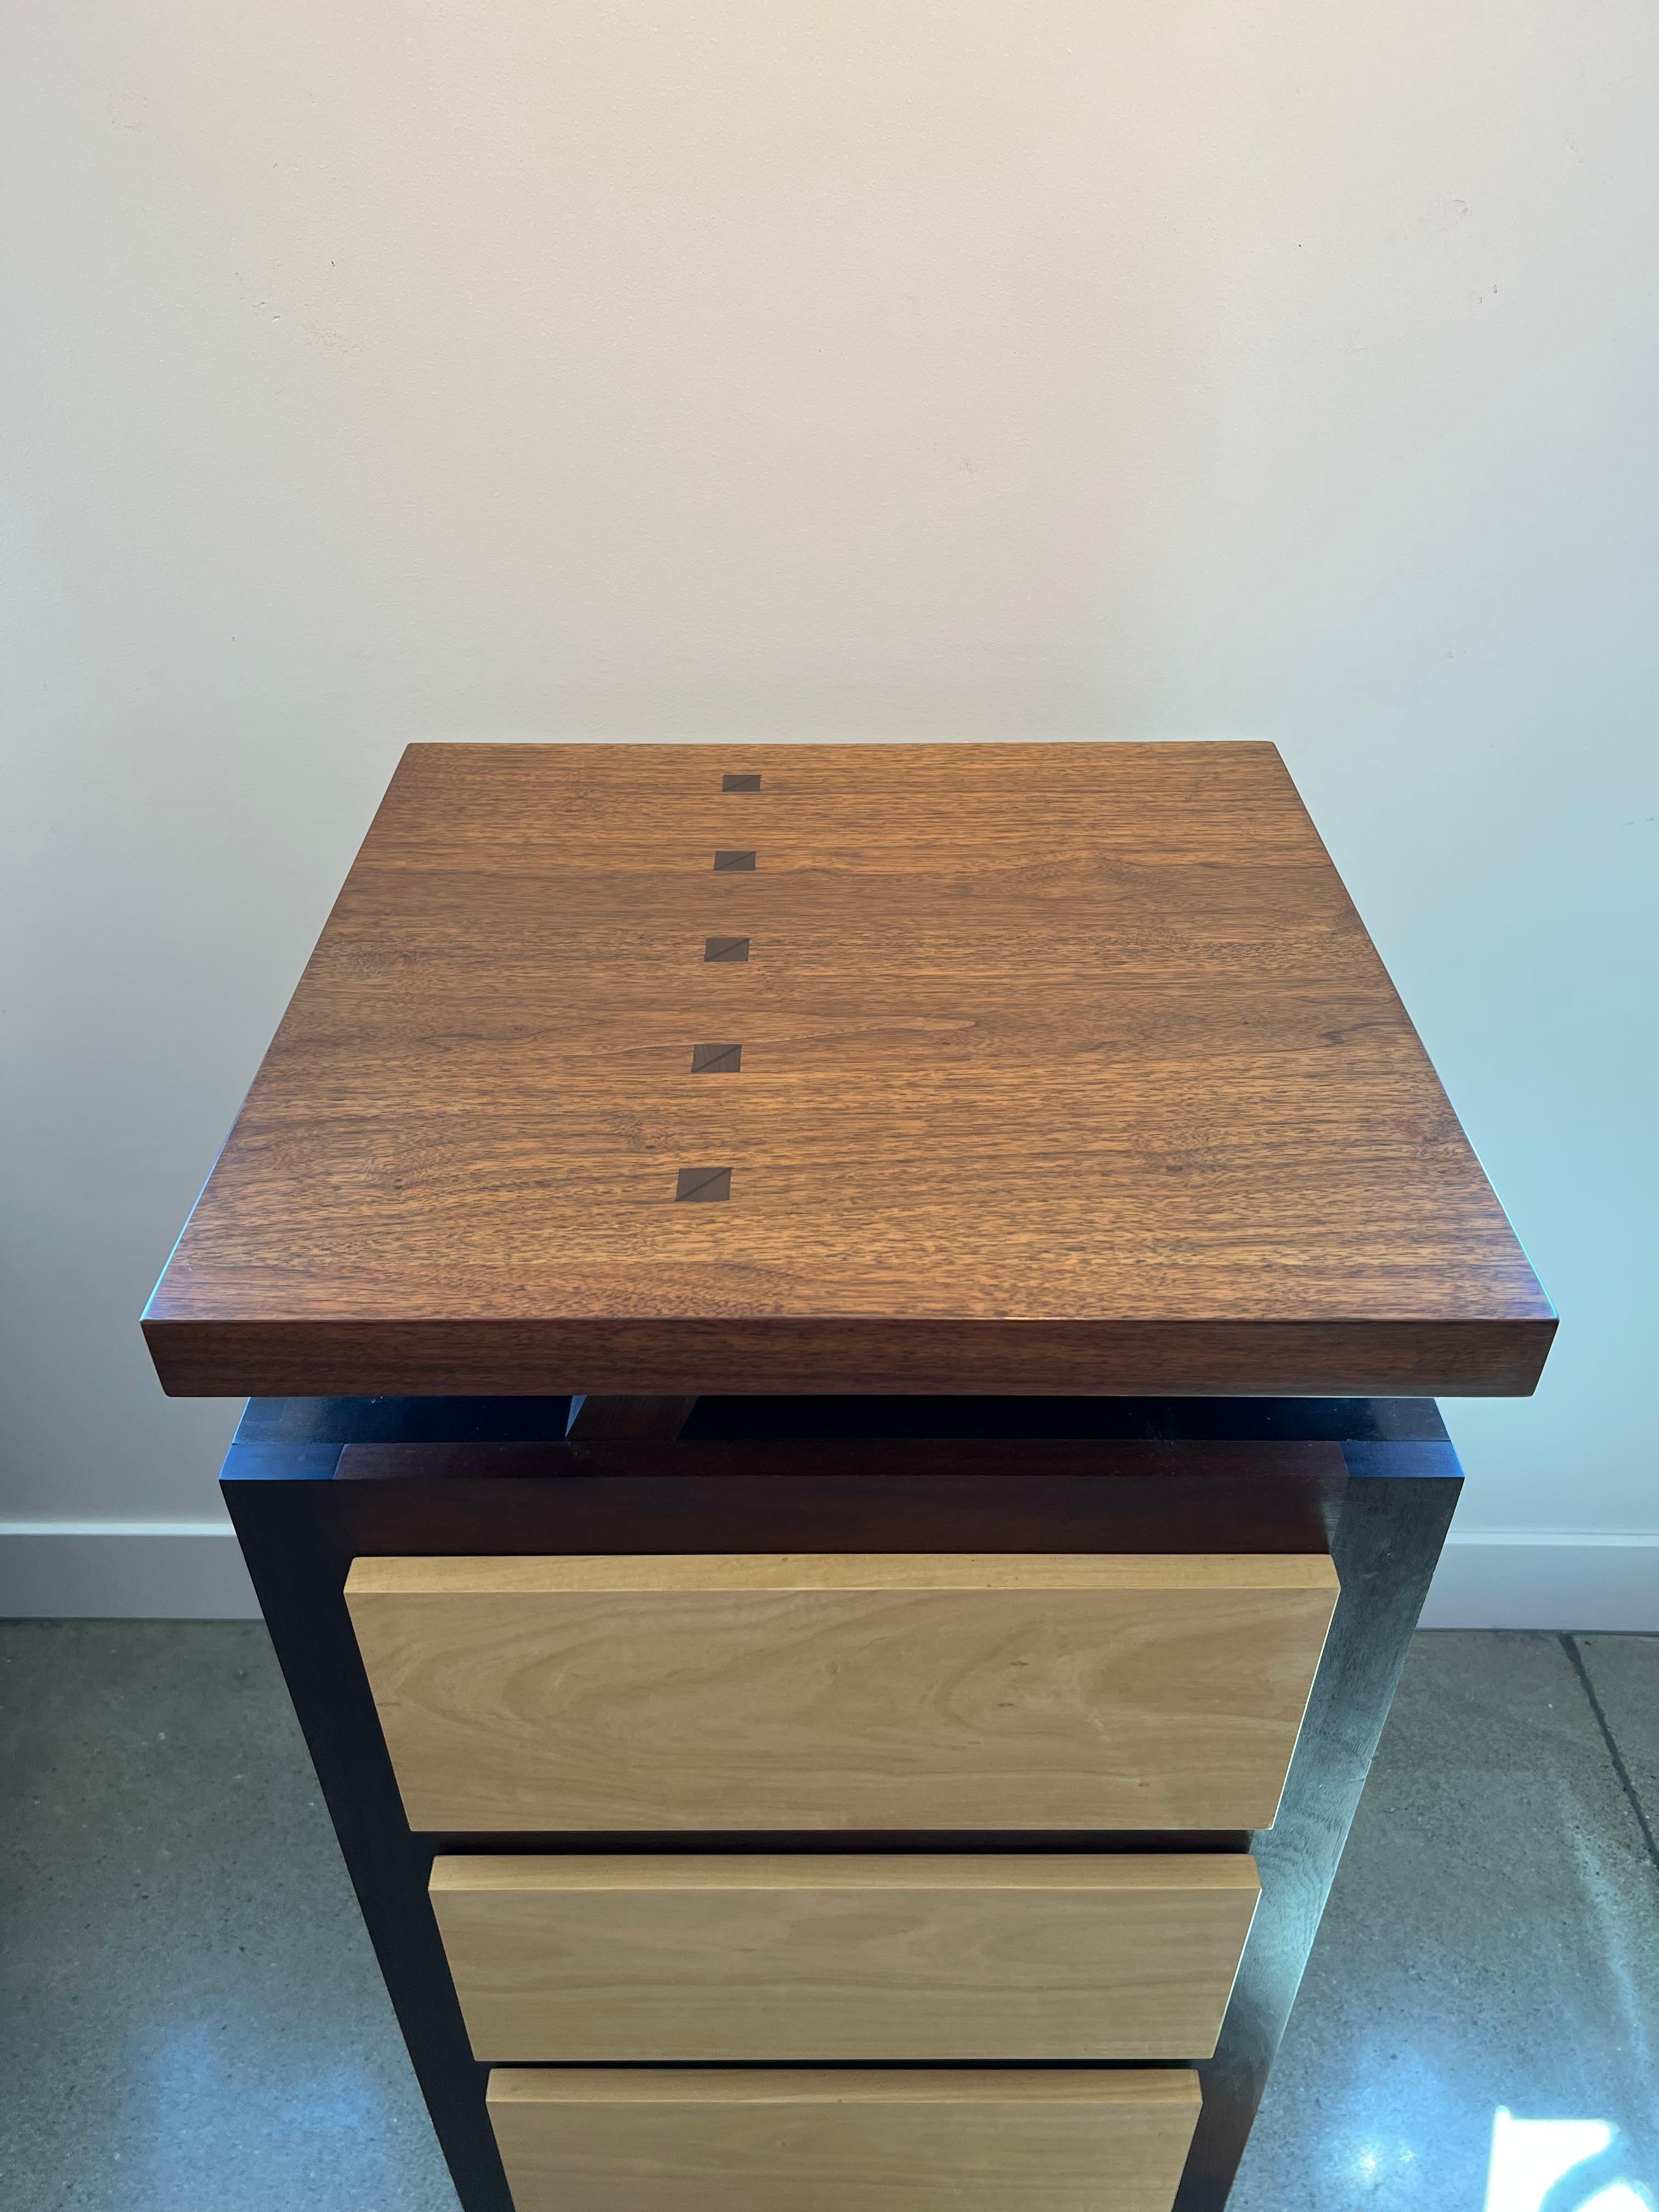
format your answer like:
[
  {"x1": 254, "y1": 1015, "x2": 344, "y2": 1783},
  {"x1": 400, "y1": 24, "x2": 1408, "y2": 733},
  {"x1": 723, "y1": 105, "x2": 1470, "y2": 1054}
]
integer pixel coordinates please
[
  {"x1": 346, "y1": 1551, "x2": 1338, "y2": 1832},
  {"x1": 486, "y1": 2066, "x2": 1201, "y2": 2212},
  {"x1": 431, "y1": 1851, "x2": 1259, "y2": 2061}
]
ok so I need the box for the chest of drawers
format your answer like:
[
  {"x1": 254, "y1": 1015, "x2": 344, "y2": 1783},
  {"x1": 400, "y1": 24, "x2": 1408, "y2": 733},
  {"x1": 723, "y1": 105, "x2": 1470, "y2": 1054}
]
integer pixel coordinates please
[
  {"x1": 215, "y1": 1398, "x2": 1465, "y2": 2212},
  {"x1": 146, "y1": 741, "x2": 1550, "y2": 2208}
]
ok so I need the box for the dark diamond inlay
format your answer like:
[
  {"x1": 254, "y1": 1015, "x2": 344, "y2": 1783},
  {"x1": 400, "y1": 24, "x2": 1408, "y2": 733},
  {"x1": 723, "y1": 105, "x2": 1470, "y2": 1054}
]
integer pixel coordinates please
[
  {"x1": 722, "y1": 772, "x2": 761, "y2": 791},
  {"x1": 713, "y1": 849, "x2": 756, "y2": 871},
  {"x1": 691, "y1": 1042, "x2": 743, "y2": 1073},
  {"x1": 704, "y1": 935, "x2": 750, "y2": 963},
  {"x1": 675, "y1": 1166, "x2": 732, "y2": 1203}
]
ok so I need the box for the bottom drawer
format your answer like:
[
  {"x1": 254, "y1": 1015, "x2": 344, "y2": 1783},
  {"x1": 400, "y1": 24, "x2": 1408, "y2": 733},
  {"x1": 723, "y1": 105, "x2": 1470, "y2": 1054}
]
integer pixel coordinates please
[{"x1": 487, "y1": 2067, "x2": 1201, "y2": 2212}]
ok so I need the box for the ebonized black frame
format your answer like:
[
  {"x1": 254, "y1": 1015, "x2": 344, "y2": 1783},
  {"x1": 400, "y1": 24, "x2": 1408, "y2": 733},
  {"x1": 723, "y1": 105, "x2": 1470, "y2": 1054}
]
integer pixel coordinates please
[{"x1": 223, "y1": 1394, "x2": 1460, "y2": 2212}]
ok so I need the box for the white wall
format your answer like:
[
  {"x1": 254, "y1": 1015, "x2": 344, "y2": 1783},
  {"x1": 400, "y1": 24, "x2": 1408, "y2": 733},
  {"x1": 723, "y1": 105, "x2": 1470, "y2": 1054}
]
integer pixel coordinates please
[{"x1": 3, "y1": 0, "x2": 1655, "y2": 1624}]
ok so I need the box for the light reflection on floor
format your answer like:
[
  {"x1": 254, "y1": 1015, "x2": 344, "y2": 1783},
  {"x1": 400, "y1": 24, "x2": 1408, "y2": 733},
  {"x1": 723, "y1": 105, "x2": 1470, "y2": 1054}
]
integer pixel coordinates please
[{"x1": 1484, "y1": 2109, "x2": 1654, "y2": 2212}]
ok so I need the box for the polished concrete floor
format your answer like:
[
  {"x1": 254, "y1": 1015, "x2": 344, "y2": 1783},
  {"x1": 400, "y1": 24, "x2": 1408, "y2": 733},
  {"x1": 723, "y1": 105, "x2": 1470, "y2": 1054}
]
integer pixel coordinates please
[{"x1": 2, "y1": 1624, "x2": 1655, "y2": 2212}]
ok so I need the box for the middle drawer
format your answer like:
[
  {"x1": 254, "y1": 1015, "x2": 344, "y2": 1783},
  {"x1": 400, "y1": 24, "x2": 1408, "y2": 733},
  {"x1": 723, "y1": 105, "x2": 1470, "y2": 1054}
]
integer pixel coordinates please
[{"x1": 430, "y1": 1853, "x2": 1260, "y2": 2063}]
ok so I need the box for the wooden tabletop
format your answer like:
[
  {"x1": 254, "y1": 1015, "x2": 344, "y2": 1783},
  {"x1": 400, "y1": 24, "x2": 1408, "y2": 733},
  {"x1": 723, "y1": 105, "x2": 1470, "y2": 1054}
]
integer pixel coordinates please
[{"x1": 143, "y1": 742, "x2": 1553, "y2": 1398}]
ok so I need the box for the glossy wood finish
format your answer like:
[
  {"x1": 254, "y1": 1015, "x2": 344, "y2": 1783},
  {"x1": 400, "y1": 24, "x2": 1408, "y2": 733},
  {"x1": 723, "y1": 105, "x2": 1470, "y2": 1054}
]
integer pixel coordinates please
[
  {"x1": 486, "y1": 2067, "x2": 1203, "y2": 2212},
  {"x1": 346, "y1": 1551, "x2": 1339, "y2": 1833},
  {"x1": 430, "y1": 1851, "x2": 1260, "y2": 2062},
  {"x1": 143, "y1": 742, "x2": 1553, "y2": 1399}
]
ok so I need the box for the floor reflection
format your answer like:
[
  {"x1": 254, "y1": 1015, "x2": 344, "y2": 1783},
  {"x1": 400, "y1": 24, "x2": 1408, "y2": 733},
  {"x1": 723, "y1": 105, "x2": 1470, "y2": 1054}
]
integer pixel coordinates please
[{"x1": 1485, "y1": 2109, "x2": 1653, "y2": 2212}]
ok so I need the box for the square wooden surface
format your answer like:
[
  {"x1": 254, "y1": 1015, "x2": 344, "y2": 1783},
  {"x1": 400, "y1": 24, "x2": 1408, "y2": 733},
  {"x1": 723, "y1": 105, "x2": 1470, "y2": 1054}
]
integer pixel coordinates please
[{"x1": 143, "y1": 742, "x2": 1553, "y2": 1396}]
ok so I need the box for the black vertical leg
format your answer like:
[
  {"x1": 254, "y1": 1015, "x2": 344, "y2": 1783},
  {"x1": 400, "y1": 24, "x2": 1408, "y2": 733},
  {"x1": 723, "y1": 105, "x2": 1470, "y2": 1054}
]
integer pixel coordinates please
[
  {"x1": 225, "y1": 1475, "x2": 515, "y2": 2212},
  {"x1": 1174, "y1": 1449, "x2": 1462, "y2": 2209}
]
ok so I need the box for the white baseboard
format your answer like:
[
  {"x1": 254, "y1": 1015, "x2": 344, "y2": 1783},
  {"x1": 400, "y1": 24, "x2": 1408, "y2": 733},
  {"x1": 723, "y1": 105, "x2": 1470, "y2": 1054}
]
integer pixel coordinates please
[
  {"x1": 1421, "y1": 1531, "x2": 1659, "y2": 1631},
  {"x1": 2, "y1": 1521, "x2": 1654, "y2": 1631},
  {"x1": 0, "y1": 1523, "x2": 260, "y2": 1621}
]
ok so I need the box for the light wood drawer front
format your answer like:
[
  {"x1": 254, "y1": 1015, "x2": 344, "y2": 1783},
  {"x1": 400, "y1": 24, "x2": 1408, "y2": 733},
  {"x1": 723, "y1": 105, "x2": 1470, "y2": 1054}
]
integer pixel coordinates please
[
  {"x1": 346, "y1": 1553, "x2": 1338, "y2": 1833},
  {"x1": 487, "y1": 2067, "x2": 1201, "y2": 2212},
  {"x1": 432, "y1": 1852, "x2": 1259, "y2": 2062}
]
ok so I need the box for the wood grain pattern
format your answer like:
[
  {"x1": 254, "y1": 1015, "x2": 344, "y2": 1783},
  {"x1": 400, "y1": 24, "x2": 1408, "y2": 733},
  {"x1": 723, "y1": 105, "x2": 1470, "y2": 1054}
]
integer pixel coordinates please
[
  {"x1": 142, "y1": 742, "x2": 1554, "y2": 1399},
  {"x1": 486, "y1": 2067, "x2": 1202, "y2": 2212},
  {"x1": 345, "y1": 1551, "x2": 1339, "y2": 1833},
  {"x1": 430, "y1": 1851, "x2": 1260, "y2": 2062}
]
